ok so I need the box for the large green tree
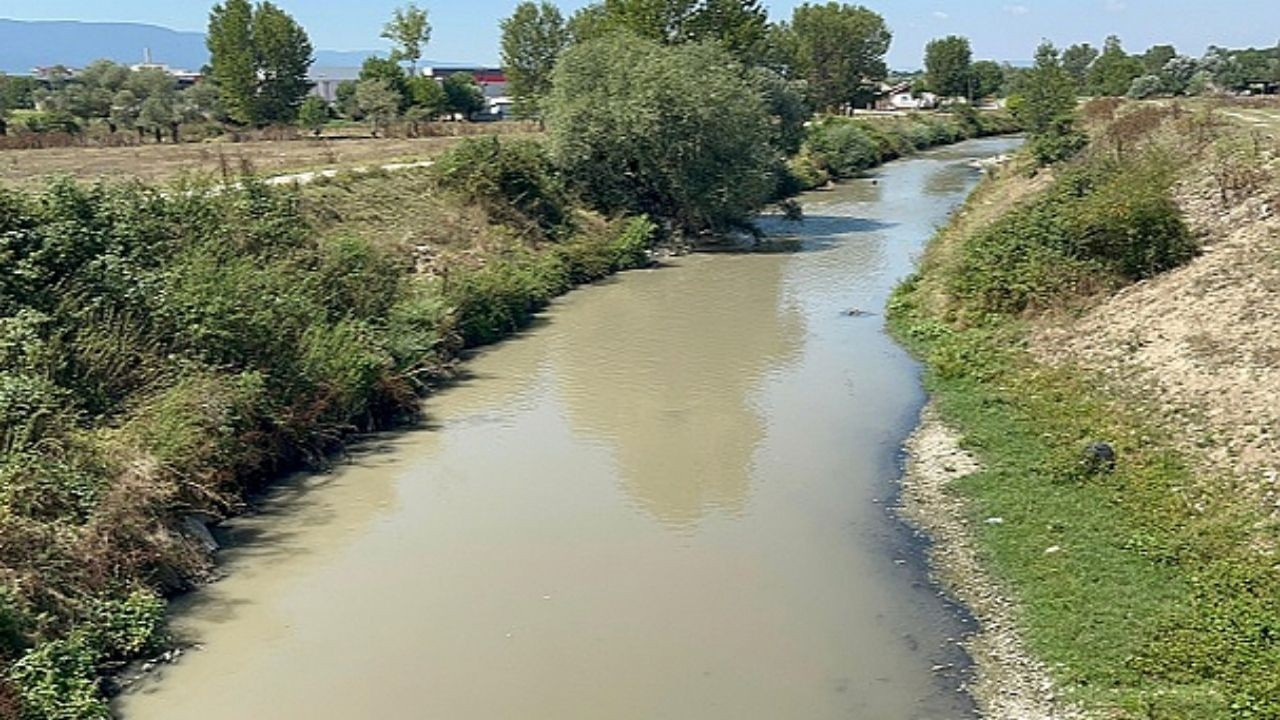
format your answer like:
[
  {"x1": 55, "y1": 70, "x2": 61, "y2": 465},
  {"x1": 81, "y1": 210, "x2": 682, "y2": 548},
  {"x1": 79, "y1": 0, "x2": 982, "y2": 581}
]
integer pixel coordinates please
[
  {"x1": 207, "y1": 0, "x2": 257, "y2": 123},
  {"x1": 442, "y1": 73, "x2": 486, "y2": 118},
  {"x1": 359, "y1": 56, "x2": 411, "y2": 110},
  {"x1": 500, "y1": 1, "x2": 570, "y2": 118},
  {"x1": 207, "y1": 0, "x2": 314, "y2": 125},
  {"x1": 568, "y1": 0, "x2": 768, "y2": 64},
  {"x1": 253, "y1": 2, "x2": 314, "y2": 123},
  {"x1": 1088, "y1": 35, "x2": 1143, "y2": 96},
  {"x1": 1141, "y1": 44, "x2": 1177, "y2": 74},
  {"x1": 382, "y1": 4, "x2": 432, "y2": 74},
  {"x1": 1008, "y1": 42, "x2": 1084, "y2": 164},
  {"x1": 778, "y1": 3, "x2": 891, "y2": 112},
  {"x1": 970, "y1": 60, "x2": 1005, "y2": 99},
  {"x1": 1061, "y1": 43, "x2": 1098, "y2": 90},
  {"x1": 924, "y1": 35, "x2": 973, "y2": 99},
  {"x1": 546, "y1": 34, "x2": 776, "y2": 234}
]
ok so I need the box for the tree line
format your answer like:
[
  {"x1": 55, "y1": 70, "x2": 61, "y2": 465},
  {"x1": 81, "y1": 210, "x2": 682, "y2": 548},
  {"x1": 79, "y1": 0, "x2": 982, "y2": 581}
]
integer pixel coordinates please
[{"x1": 500, "y1": 0, "x2": 896, "y2": 118}]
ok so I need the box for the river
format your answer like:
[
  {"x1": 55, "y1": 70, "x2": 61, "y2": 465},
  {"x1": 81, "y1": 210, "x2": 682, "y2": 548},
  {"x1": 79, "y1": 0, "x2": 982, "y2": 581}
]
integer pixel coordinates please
[{"x1": 115, "y1": 136, "x2": 1021, "y2": 719}]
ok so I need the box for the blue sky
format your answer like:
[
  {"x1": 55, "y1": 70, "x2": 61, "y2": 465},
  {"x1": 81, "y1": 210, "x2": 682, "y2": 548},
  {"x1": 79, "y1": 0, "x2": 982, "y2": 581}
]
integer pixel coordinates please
[{"x1": 1, "y1": 0, "x2": 1277, "y2": 68}]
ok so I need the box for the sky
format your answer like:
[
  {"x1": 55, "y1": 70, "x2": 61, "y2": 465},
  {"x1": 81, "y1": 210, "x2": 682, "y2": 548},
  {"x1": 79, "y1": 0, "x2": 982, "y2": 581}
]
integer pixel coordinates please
[{"x1": 0, "y1": 0, "x2": 1277, "y2": 68}]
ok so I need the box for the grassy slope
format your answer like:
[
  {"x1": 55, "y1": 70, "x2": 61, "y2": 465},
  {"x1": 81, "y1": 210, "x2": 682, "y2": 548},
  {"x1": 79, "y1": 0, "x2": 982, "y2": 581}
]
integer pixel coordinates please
[
  {"x1": 0, "y1": 139, "x2": 651, "y2": 717},
  {"x1": 890, "y1": 100, "x2": 1280, "y2": 718}
]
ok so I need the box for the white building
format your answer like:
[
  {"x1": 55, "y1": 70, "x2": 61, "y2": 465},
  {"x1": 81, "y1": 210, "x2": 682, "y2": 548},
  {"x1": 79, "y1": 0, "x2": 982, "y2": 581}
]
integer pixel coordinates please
[{"x1": 309, "y1": 66, "x2": 362, "y2": 103}]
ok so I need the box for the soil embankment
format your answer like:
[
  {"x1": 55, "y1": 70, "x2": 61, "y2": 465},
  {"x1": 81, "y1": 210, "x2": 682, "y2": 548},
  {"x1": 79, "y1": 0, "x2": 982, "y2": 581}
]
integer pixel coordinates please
[{"x1": 892, "y1": 98, "x2": 1280, "y2": 718}]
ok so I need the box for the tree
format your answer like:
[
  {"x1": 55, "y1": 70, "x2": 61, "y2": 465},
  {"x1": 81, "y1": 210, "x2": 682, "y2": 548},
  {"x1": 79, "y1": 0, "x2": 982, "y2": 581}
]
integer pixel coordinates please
[
  {"x1": 110, "y1": 89, "x2": 143, "y2": 140},
  {"x1": 1126, "y1": 74, "x2": 1163, "y2": 99},
  {"x1": 356, "y1": 79, "x2": 401, "y2": 136},
  {"x1": 683, "y1": 0, "x2": 769, "y2": 64},
  {"x1": 208, "y1": 0, "x2": 314, "y2": 125},
  {"x1": 442, "y1": 73, "x2": 485, "y2": 119},
  {"x1": 298, "y1": 96, "x2": 330, "y2": 135},
  {"x1": 781, "y1": 3, "x2": 891, "y2": 112},
  {"x1": 359, "y1": 56, "x2": 411, "y2": 110},
  {"x1": 128, "y1": 67, "x2": 184, "y2": 142},
  {"x1": 1007, "y1": 42, "x2": 1084, "y2": 165},
  {"x1": 381, "y1": 4, "x2": 432, "y2": 74},
  {"x1": 1141, "y1": 44, "x2": 1177, "y2": 74},
  {"x1": 253, "y1": 3, "x2": 314, "y2": 123},
  {"x1": 501, "y1": 1, "x2": 570, "y2": 119},
  {"x1": 76, "y1": 60, "x2": 131, "y2": 131},
  {"x1": 970, "y1": 60, "x2": 1005, "y2": 99},
  {"x1": 751, "y1": 67, "x2": 810, "y2": 155},
  {"x1": 924, "y1": 35, "x2": 973, "y2": 99},
  {"x1": 1160, "y1": 56, "x2": 1200, "y2": 95},
  {"x1": 407, "y1": 75, "x2": 447, "y2": 117},
  {"x1": 183, "y1": 81, "x2": 227, "y2": 124},
  {"x1": 568, "y1": 0, "x2": 768, "y2": 64},
  {"x1": 1088, "y1": 35, "x2": 1143, "y2": 96},
  {"x1": 335, "y1": 80, "x2": 360, "y2": 119},
  {"x1": 546, "y1": 34, "x2": 777, "y2": 234},
  {"x1": 207, "y1": 0, "x2": 257, "y2": 123},
  {"x1": 1061, "y1": 43, "x2": 1098, "y2": 89}
]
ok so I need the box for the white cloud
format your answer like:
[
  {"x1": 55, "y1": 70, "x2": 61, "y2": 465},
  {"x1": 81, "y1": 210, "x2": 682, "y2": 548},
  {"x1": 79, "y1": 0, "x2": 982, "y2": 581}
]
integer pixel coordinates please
[
  {"x1": 1105, "y1": 0, "x2": 1128, "y2": 11},
  {"x1": 932, "y1": 10, "x2": 949, "y2": 19},
  {"x1": 1002, "y1": 4, "x2": 1030, "y2": 15}
]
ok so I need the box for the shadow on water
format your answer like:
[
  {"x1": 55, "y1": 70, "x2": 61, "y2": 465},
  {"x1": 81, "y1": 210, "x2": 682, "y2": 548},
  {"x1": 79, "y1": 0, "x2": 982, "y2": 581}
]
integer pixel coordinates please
[{"x1": 698, "y1": 216, "x2": 900, "y2": 256}]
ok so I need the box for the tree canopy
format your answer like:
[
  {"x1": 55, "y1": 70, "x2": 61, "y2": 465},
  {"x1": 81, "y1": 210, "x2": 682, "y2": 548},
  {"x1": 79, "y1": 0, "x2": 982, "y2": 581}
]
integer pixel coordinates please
[
  {"x1": 207, "y1": 0, "x2": 313, "y2": 125},
  {"x1": 778, "y1": 3, "x2": 891, "y2": 112},
  {"x1": 1087, "y1": 35, "x2": 1143, "y2": 96},
  {"x1": 501, "y1": 1, "x2": 570, "y2": 118},
  {"x1": 546, "y1": 33, "x2": 777, "y2": 234},
  {"x1": 924, "y1": 35, "x2": 973, "y2": 99},
  {"x1": 382, "y1": 4, "x2": 432, "y2": 73}
]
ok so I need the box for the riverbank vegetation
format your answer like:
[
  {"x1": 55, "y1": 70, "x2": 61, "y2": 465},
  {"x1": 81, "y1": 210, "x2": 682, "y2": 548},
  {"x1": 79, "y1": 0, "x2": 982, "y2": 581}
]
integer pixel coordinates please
[
  {"x1": 0, "y1": 1, "x2": 1040, "y2": 714},
  {"x1": 0, "y1": 137, "x2": 659, "y2": 716},
  {"x1": 890, "y1": 94, "x2": 1280, "y2": 717}
]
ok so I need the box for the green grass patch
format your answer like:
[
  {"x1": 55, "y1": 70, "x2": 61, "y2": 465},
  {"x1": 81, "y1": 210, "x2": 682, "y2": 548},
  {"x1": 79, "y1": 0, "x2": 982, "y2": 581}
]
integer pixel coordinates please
[{"x1": 889, "y1": 125, "x2": 1280, "y2": 717}]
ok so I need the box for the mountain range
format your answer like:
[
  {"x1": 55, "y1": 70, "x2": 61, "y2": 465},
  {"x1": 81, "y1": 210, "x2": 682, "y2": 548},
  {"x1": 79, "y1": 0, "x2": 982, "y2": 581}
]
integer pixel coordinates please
[{"x1": 0, "y1": 18, "x2": 407, "y2": 74}]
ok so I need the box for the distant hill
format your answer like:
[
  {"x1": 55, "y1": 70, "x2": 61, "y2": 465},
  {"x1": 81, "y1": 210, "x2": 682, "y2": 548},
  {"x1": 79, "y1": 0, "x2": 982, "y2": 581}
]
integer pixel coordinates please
[{"x1": 0, "y1": 18, "x2": 393, "y2": 74}]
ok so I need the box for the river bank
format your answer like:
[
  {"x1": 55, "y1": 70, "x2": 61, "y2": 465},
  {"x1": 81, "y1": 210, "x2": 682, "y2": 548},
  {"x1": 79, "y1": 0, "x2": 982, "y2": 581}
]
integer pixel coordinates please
[
  {"x1": 0, "y1": 109, "x2": 1019, "y2": 716},
  {"x1": 890, "y1": 98, "x2": 1280, "y2": 718},
  {"x1": 112, "y1": 135, "x2": 1023, "y2": 719}
]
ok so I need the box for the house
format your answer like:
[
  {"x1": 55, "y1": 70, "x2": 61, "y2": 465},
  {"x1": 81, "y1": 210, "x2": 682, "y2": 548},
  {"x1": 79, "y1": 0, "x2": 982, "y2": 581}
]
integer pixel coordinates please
[{"x1": 873, "y1": 81, "x2": 939, "y2": 111}]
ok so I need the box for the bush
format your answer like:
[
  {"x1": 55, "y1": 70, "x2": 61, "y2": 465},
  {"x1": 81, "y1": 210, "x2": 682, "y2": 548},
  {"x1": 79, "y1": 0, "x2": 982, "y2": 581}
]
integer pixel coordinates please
[
  {"x1": 806, "y1": 120, "x2": 881, "y2": 177},
  {"x1": 950, "y1": 152, "x2": 1194, "y2": 315},
  {"x1": 433, "y1": 137, "x2": 572, "y2": 239}
]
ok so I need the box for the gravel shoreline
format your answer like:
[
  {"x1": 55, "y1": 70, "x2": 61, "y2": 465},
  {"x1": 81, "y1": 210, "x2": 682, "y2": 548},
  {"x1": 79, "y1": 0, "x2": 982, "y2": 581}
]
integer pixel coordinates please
[{"x1": 898, "y1": 403, "x2": 1080, "y2": 720}]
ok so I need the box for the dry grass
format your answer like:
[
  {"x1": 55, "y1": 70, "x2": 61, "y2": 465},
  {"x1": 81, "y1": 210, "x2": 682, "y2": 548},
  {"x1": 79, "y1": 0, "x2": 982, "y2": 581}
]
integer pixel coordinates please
[{"x1": 0, "y1": 124, "x2": 541, "y2": 189}]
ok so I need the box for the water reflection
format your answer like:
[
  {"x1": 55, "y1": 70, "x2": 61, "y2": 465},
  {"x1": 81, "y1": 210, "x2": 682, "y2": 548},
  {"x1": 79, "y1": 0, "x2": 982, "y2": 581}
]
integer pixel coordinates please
[{"x1": 550, "y1": 254, "x2": 804, "y2": 529}]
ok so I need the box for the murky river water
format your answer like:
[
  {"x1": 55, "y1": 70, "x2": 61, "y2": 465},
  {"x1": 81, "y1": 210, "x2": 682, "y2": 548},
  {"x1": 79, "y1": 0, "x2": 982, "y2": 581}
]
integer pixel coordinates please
[{"x1": 116, "y1": 137, "x2": 1021, "y2": 719}]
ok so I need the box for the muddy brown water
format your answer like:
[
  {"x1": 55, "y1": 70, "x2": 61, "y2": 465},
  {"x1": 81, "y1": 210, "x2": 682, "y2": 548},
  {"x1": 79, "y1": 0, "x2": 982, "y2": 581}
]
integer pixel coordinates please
[{"x1": 115, "y1": 137, "x2": 1021, "y2": 720}]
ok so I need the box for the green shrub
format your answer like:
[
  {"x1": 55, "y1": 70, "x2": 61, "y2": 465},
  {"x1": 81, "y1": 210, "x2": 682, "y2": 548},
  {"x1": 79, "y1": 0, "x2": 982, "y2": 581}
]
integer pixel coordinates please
[
  {"x1": 806, "y1": 120, "x2": 880, "y2": 177},
  {"x1": 433, "y1": 137, "x2": 572, "y2": 239},
  {"x1": 950, "y1": 152, "x2": 1193, "y2": 315}
]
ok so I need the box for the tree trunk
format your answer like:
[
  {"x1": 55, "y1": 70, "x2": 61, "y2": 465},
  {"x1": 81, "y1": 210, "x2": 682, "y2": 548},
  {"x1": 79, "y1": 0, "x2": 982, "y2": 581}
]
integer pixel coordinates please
[
  {"x1": 107, "y1": 121, "x2": 118, "y2": 134},
  {"x1": 0, "y1": 118, "x2": 6, "y2": 136},
  {"x1": 153, "y1": 127, "x2": 162, "y2": 144},
  {"x1": 170, "y1": 123, "x2": 180, "y2": 144}
]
